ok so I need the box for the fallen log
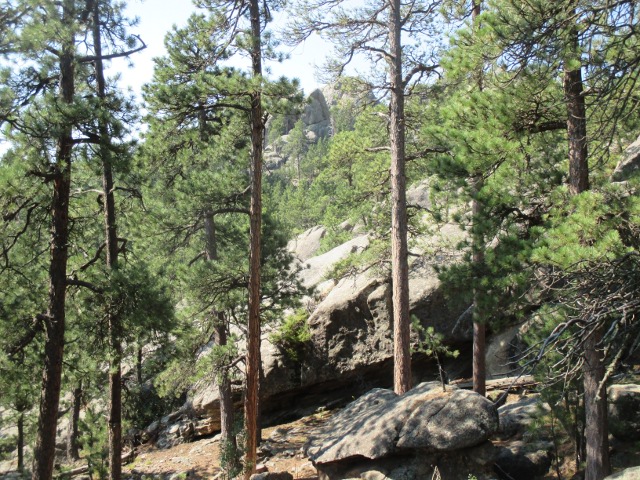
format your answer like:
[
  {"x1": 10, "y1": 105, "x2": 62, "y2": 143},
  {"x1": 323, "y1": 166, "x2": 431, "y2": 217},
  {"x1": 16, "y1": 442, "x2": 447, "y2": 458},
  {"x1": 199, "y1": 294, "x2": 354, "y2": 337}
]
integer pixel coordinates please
[
  {"x1": 451, "y1": 374, "x2": 537, "y2": 392},
  {"x1": 55, "y1": 450, "x2": 135, "y2": 478}
]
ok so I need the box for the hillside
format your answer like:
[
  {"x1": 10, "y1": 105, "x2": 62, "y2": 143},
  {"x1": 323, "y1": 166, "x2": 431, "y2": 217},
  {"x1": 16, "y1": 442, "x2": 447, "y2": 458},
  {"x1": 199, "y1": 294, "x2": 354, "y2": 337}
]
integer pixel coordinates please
[{"x1": 2, "y1": 3, "x2": 640, "y2": 480}]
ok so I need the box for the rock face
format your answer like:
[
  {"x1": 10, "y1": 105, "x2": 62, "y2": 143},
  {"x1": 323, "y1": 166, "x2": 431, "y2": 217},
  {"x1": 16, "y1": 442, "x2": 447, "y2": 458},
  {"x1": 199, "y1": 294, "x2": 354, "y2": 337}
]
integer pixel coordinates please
[
  {"x1": 306, "y1": 382, "x2": 499, "y2": 480},
  {"x1": 301, "y1": 89, "x2": 332, "y2": 140},
  {"x1": 608, "y1": 384, "x2": 640, "y2": 441},
  {"x1": 612, "y1": 135, "x2": 640, "y2": 182},
  {"x1": 605, "y1": 466, "x2": 640, "y2": 480},
  {"x1": 497, "y1": 395, "x2": 548, "y2": 439},
  {"x1": 265, "y1": 88, "x2": 333, "y2": 169},
  {"x1": 286, "y1": 225, "x2": 327, "y2": 262},
  {"x1": 493, "y1": 441, "x2": 554, "y2": 480},
  {"x1": 172, "y1": 222, "x2": 470, "y2": 447}
]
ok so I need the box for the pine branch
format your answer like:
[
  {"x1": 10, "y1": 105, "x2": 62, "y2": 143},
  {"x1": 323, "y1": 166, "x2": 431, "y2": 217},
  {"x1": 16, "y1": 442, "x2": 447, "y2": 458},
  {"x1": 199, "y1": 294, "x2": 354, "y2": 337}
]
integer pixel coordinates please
[
  {"x1": 66, "y1": 278, "x2": 104, "y2": 294},
  {"x1": 5, "y1": 313, "x2": 47, "y2": 357},
  {"x1": 78, "y1": 35, "x2": 147, "y2": 62}
]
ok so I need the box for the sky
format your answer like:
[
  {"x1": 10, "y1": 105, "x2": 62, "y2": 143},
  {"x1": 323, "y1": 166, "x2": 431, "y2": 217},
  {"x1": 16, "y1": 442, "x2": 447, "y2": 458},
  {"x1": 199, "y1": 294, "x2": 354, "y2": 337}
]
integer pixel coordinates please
[{"x1": 111, "y1": 0, "x2": 330, "y2": 100}]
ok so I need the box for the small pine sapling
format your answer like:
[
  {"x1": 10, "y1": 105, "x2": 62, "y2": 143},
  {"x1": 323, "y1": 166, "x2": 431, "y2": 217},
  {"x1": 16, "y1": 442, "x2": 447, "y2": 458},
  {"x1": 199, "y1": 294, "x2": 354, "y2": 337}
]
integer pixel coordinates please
[{"x1": 411, "y1": 316, "x2": 459, "y2": 391}]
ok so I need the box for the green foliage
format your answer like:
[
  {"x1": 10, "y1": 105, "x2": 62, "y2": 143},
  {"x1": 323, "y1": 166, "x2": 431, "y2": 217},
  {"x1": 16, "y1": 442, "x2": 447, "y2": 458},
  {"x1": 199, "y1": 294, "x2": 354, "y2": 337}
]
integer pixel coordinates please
[
  {"x1": 270, "y1": 308, "x2": 312, "y2": 362},
  {"x1": 79, "y1": 407, "x2": 109, "y2": 479},
  {"x1": 219, "y1": 417, "x2": 243, "y2": 479},
  {"x1": 195, "y1": 332, "x2": 240, "y2": 385},
  {"x1": 411, "y1": 316, "x2": 459, "y2": 390},
  {"x1": 531, "y1": 188, "x2": 637, "y2": 268},
  {"x1": 123, "y1": 383, "x2": 183, "y2": 431}
]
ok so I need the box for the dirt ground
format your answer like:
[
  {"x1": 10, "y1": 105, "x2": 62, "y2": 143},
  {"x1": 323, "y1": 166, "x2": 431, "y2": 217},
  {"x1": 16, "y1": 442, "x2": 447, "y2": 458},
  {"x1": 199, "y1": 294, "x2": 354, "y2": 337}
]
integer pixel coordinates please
[{"x1": 123, "y1": 411, "x2": 332, "y2": 479}]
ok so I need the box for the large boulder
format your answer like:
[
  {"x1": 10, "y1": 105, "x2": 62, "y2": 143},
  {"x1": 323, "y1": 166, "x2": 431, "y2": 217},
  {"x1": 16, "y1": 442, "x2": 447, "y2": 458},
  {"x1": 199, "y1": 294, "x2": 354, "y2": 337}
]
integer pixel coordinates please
[
  {"x1": 605, "y1": 467, "x2": 640, "y2": 480},
  {"x1": 287, "y1": 225, "x2": 327, "y2": 262},
  {"x1": 295, "y1": 234, "x2": 369, "y2": 290},
  {"x1": 608, "y1": 384, "x2": 640, "y2": 441},
  {"x1": 301, "y1": 89, "x2": 332, "y2": 139},
  {"x1": 493, "y1": 440, "x2": 553, "y2": 480},
  {"x1": 306, "y1": 382, "x2": 499, "y2": 480},
  {"x1": 497, "y1": 395, "x2": 548, "y2": 439},
  {"x1": 397, "y1": 389, "x2": 499, "y2": 451},
  {"x1": 612, "y1": 135, "x2": 640, "y2": 182}
]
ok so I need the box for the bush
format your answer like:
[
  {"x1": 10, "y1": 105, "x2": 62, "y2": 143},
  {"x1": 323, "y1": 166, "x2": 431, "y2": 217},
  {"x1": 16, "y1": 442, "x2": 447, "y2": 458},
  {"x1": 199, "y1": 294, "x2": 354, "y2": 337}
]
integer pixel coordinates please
[{"x1": 270, "y1": 309, "x2": 312, "y2": 362}]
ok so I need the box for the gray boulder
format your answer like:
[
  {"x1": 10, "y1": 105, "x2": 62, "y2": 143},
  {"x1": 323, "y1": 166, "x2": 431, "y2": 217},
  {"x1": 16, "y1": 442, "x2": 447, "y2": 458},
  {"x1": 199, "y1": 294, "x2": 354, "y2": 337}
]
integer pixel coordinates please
[
  {"x1": 250, "y1": 473, "x2": 294, "y2": 480},
  {"x1": 287, "y1": 225, "x2": 327, "y2": 262},
  {"x1": 302, "y1": 89, "x2": 332, "y2": 139},
  {"x1": 612, "y1": 136, "x2": 640, "y2": 182},
  {"x1": 306, "y1": 388, "x2": 403, "y2": 463},
  {"x1": 608, "y1": 384, "x2": 640, "y2": 441},
  {"x1": 397, "y1": 389, "x2": 499, "y2": 451},
  {"x1": 295, "y1": 234, "x2": 369, "y2": 290},
  {"x1": 605, "y1": 467, "x2": 640, "y2": 480},
  {"x1": 406, "y1": 180, "x2": 430, "y2": 210},
  {"x1": 493, "y1": 440, "x2": 553, "y2": 480},
  {"x1": 307, "y1": 382, "x2": 498, "y2": 466},
  {"x1": 497, "y1": 395, "x2": 548, "y2": 439}
]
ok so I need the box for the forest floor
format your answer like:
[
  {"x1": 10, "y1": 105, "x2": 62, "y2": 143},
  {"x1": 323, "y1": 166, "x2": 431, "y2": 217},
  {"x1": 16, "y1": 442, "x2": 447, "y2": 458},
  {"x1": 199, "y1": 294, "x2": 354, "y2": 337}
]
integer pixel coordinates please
[{"x1": 123, "y1": 410, "x2": 332, "y2": 479}]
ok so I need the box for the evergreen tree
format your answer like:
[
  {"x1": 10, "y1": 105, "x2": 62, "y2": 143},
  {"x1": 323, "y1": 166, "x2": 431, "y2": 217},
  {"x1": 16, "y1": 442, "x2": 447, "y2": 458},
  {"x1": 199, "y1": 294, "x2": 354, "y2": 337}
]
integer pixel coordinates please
[
  {"x1": 1, "y1": 2, "x2": 146, "y2": 476},
  {"x1": 479, "y1": 1, "x2": 640, "y2": 477},
  {"x1": 141, "y1": 5, "x2": 301, "y2": 474},
  {"x1": 287, "y1": 0, "x2": 445, "y2": 394}
]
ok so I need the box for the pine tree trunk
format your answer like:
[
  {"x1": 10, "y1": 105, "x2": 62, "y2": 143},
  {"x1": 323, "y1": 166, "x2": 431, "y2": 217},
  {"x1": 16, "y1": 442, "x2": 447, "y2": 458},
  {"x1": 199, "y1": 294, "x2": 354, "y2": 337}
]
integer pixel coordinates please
[
  {"x1": 389, "y1": 0, "x2": 411, "y2": 396},
  {"x1": 564, "y1": 67, "x2": 589, "y2": 195},
  {"x1": 67, "y1": 382, "x2": 82, "y2": 461},
  {"x1": 17, "y1": 413, "x2": 24, "y2": 472},
  {"x1": 583, "y1": 328, "x2": 610, "y2": 480},
  {"x1": 32, "y1": 3, "x2": 75, "y2": 478},
  {"x1": 564, "y1": 21, "x2": 608, "y2": 479},
  {"x1": 137, "y1": 344, "x2": 143, "y2": 385},
  {"x1": 215, "y1": 317, "x2": 237, "y2": 462},
  {"x1": 244, "y1": 2, "x2": 264, "y2": 476},
  {"x1": 472, "y1": 181, "x2": 486, "y2": 397},
  {"x1": 471, "y1": 1, "x2": 486, "y2": 397},
  {"x1": 91, "y1": 3, "x2": 122, "y2": 478},
  {"x1": 204, "y1": 212, "x2": 237, "y2": 464}
]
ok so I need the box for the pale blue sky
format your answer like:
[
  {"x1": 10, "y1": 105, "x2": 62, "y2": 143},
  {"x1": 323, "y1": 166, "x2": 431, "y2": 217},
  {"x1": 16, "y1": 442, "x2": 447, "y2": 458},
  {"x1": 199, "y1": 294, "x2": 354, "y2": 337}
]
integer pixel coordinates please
[{"x1": 111, "y1": 0, "x2": 328, "y2": 99}]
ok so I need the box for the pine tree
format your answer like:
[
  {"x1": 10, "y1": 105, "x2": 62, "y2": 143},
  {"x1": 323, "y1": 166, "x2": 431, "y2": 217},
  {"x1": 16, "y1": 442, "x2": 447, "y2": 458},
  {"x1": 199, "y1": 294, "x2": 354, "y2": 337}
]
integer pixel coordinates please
[
  {"x1": 286, "y1": 0, "x2": 444, "y2": 395},
  {"x1": 1, "y1": 2, "x2": 146, "y2": 476},
  {"x1": 141, "y1": 6, "x2": 300, "y2": 473}
]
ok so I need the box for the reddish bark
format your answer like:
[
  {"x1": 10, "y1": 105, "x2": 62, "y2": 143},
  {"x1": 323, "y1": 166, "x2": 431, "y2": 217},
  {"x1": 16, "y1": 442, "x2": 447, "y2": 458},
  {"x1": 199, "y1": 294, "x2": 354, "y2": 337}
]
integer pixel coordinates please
[
  {"x1": 32, "y1": 4, "x2": 75, "y2": 478},
  {"x1": 389, "y1": 0, "x2": 411, "y2": 396},
  {"x1": 244, "y1": 0, "x2": 264, "y2": 476},
  {"x1": 91, "y1": 2, "x2": 123, "y2": 477}
]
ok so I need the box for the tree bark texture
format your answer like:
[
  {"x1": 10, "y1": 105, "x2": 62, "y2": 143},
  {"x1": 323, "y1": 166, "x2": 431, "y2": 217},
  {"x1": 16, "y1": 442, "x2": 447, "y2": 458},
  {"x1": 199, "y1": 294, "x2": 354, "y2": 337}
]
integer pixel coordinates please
[
  {"x1": 215, "y1": 317, "x2": 236, "y2": 453},
  {"x1": 389, "y1": 0, "x2": 411, "y2": 396},
  {"x1": 564, "y1": 16, "x2": 608, "y2": 479},
  {"x1": 32, "y1": 3, "x2": 74, "y2": 478},
  {"x1": 137, "y1": 345, "x2": 143, "y2": 385},
  {"x1": 583, "y1": 328, "x2": 611, "y2": 480},
  {"x1": 471, "y1": 1, "x2": 486, "y2": 398},
  {"x1": 67, "y1": 382, "x2": 82, "y2": 461},
  {"x1": 244, "y1": 0, "x2": 264, "y2": 476},
  {"x1": 91, "y1": 3, "x2": 122, "y2": 478},
  {"x1": 564, "y1": 67, "x2": 589, "y2": 195},
  {"x1": 17, "y1": 413, "x2": 24, "y2": 472}
]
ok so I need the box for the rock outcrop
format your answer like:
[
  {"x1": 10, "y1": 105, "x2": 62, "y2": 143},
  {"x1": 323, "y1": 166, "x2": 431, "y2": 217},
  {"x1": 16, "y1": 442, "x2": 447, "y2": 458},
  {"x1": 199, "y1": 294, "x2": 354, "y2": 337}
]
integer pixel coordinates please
[
  {"x1": 612, "y1": 135, "x2": 640, "y2": 182},
  {"x1": 493, "y1": 440, "x2": 554, "y2": 480},
  {"x1": 180, "y1": 220, "x2": 470, "y2": 437},
  {"x1": 301, "y1": 89, "x2": 332, "y2": 141},
  {"x1": 305, "y1": 382, "x2": 499, "y2": 480},
  {"x1": 605, "y1": 466, "x2": 640, "y2": 480},
  {"x1": 265, "y1": 88, "x2": 333, "y2": 169},
  {"x1": 608, "y1": 384, "x2": 640, "y2": 441}
]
